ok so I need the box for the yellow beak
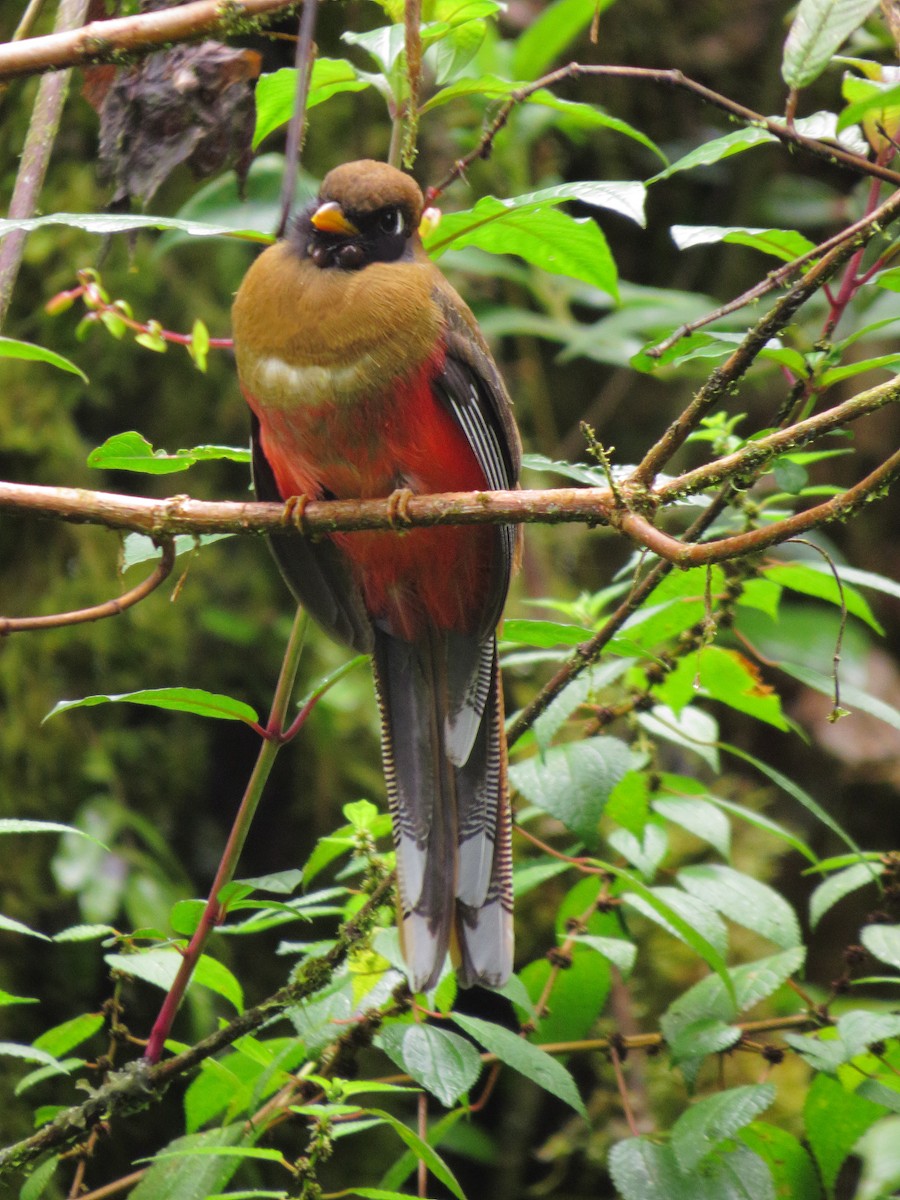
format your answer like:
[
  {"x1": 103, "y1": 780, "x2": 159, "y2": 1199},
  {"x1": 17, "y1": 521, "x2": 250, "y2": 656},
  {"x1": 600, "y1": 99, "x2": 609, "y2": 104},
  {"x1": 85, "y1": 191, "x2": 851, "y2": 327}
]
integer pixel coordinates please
[{"x1": 310, "y1": 201, "x2": 359, "y2": 237}]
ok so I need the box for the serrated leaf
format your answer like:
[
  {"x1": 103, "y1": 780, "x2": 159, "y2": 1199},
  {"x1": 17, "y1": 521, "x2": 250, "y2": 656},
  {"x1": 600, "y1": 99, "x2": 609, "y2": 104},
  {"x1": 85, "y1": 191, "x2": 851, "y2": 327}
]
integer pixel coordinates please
[
  {"x1": 533, "y1": 659, "x2": 633, "y2": 750},
  {"x1": 33, "y1": 1013, "x2": 104, "y2": 1058},
  {"x1": 452, "y1": 1012, "x2": 586, "y2": 1117},
  {"x1": 678, "y1": 864, "x2": 801, "y2": 949},
  {"x1": 861, "y1": 923, "x2": 900, "y2": 969},
  {"x1": 377, "y1": 1023, "x2": 481, "y2": 1107},
  {"x1": 571, "y1": 934, "x2": 637, "y2": 976},
  {"x1": 667, "y1": 1017, "x2": 742, "y2": 1064},
  {"x1": 672, "y1": 1084, "x2": 776, "y2": 1172},
  {"x1": 782, "y1": 0, "x2": 880, "y2": 89},
  {"x1": 132, "y1": 1126, "x2": 277, "y2": 1200},
  {"x1": 810, "y1": 861, "x2": 879, "y2": 927},
  {"x1": 662, "y1": 948, "x2": 807, "y2": 1049},
  {"x1": 45, "y1": 688, "x2": 259, "y2": 725},
  {"x1": 623, "y1": 886, "x2": 729, "y2": 957},
  {"x1": 19, "y1": 1155, "x2": 60, "y2": 1200},
  {"x1": 510, "y1": 735, "x2": 637, "y2": 843},
  {"x1": 638, "y1": 705, "x2": 720, "y2": 772},
  {"x1": 53, "y1": 923, "x2": 117, "y2": 942},
  {"x1": 652, "y1": 794, "x2": 731, "y2": 858},
  {"x1": 0, "y1": 336, "x2": 87, "y2": 381},
  {"x1": 765, "y1": 561, "x2": 882, "y2": 631},
  {"x1": 106, "y1": 948, "x2": 243, "y2": 1011},
  {"x1": 608, "y1": 1138, "x2": 689, "y2": 1200}
]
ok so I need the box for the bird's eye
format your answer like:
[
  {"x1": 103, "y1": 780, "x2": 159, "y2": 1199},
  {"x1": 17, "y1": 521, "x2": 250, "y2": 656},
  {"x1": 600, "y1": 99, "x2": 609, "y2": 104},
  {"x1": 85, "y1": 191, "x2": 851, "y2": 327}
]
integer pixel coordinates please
[{"x1": 378, "y1": 208, "x2": 404, "y2": 236}]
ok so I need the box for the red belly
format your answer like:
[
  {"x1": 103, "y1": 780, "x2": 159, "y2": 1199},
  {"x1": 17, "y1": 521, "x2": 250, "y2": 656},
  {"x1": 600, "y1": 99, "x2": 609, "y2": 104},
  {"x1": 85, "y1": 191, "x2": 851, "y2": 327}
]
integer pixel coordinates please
[{"x1": 250, "y1": 354, "x2": 494, "y2": 640}]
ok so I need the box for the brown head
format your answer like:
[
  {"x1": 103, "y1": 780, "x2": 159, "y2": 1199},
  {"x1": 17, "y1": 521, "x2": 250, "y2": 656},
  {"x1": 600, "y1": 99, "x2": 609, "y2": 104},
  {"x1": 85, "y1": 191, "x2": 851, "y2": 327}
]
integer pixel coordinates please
[{"x1": 293, "y1": 159, "x2": 426, "y2": 272}]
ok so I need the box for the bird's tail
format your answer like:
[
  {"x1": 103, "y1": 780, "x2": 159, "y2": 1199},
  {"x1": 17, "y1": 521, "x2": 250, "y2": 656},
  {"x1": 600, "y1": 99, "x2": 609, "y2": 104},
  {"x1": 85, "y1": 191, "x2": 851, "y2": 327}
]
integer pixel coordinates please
[{"x1": 373, "y1": 628, "x2": 513, "y2": 993}]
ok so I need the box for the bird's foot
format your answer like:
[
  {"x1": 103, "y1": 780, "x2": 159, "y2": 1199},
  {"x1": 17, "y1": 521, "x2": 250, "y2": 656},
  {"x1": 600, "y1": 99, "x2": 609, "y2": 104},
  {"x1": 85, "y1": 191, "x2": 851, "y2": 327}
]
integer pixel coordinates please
[
  {"x1": 386, "y1": 487, "x2": 415, "y2": 529},
  {"x1": 282, "y1": 493, "x2": 312, "y2": 535}
]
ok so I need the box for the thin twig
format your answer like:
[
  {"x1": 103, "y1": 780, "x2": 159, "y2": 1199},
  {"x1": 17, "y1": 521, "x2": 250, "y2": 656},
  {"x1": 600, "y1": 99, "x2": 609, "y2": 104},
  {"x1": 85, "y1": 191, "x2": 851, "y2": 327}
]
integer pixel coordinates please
[
  {"x1": 276, "y1": 0, "x2": 319, "y2": 238},
  {"x1": 429, "y1": 63, "x2": 900, "y2": 199},
  {"x1": 143, "y1": 607, "x2": 308, "y2": 1063},
  {"x1": 0, "y1": 0, "x2": 292, "y2": 81},
  {"x1": 0, "y1": 0, "x2": 91, "y2": 327},
  {"x1": 0, "y1": 537, "x2": 176, "y2": 632}
]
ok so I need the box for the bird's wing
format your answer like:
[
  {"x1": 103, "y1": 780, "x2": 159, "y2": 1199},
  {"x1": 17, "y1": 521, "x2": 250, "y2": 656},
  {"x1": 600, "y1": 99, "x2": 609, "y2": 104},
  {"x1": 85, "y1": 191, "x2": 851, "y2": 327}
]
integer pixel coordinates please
[
  {"x1": 250, "y1": 413, "x2": 374, "y2": 654},
  {"x1": 430, "y1": 284, "x2": 521, "y2": 764}
]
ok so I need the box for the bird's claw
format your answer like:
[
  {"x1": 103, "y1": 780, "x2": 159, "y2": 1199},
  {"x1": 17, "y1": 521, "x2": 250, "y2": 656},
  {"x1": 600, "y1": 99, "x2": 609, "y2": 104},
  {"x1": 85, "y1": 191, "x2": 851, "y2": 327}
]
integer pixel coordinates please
[
  {"x1": 386, "y1": 487, "x2": 415, "y2": 529},
  {"x1": 282, "y1": 493, "x2": 312, "y2": 535}
]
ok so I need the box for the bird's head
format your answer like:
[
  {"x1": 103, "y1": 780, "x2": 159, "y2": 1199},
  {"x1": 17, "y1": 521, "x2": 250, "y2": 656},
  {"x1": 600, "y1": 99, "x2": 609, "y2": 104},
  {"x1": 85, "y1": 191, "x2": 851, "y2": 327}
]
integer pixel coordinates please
[{"x1": 294, "y1": 159, "x2": 433, "y2": 272}]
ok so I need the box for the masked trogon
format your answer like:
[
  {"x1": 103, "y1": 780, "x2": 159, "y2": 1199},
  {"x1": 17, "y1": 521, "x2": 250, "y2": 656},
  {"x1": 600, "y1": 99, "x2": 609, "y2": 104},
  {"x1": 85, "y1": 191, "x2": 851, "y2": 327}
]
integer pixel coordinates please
[{"x1": 232, "y1": 160, "x2": 521, "y2": 992}]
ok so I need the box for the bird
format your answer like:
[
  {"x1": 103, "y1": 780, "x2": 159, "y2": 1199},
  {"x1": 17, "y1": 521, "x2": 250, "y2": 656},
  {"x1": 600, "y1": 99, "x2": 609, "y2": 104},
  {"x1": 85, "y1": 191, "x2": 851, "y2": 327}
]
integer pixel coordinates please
[{"x1": 231, "y1": 159, "x2": 521, "y2": 992}]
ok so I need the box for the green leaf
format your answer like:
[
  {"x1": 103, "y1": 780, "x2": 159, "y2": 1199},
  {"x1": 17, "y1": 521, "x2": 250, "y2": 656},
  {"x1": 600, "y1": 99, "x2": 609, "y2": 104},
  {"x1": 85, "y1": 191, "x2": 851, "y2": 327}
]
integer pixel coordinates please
[
  {"x1": 87, "y1": 431, "x2": 250, "y2": 474},
  {"x1": 782, "y1": 0, "x2": 880, "y2": 89},
  {"x1": 254, "y1": 60, "x2": 372, "y2": 146},
  {"x1": 649, "y1": 126, "x2": 776, "y2": 183},
  {"x1": 723, "y1": 742, "x2": 862, "y2": 856},
  {"x1": 804, "y1": 1072, "x2": 888, "y2": 1191},
  {"x1": 608, "y1": 821, "x2": 669, "y2": 878},
  {"x1": 810, "y1": 861, "x2": 879, "y2": 927},
  {"x1": 861, "y1": 923, "x2": 900, "y2": 969},
  {"x1": 53, "y1": 923, "x2": 118, "y2": 942},
  {"x1": 426, "y1": 181, "x2": 646, "y2": 262},
  {"x1": 610, "y1": 1138, "x2": 775, "y2": 1200},
  {"x1": 520, "y1": 943, "x2": 611, "y2": 1045},
  {"x1": 638, "y1": 705, "x2": 720, "y2": 772},
  {"x1": 658, "y1": 647, "x2": 788, "y2": 730},
  {"x1": 0, "y1": 336, "x2": 87, "y2": 381},
  {"x1": 436, "y1": 202, "x2": 619, "y2": 294},
  {"x1": 779, "y1": 659, "x2": 900, "y2": 731},
  {"x1": 511, "y1": 0, "x2": 617, "y2": 80},
  {"x1": 764, "y1": 562, "x2": 882, "y2": 633},
  {"x1": 0, "y1": 212, "x2": 269, "y2": 242},
  {"x1": 364, "y1": 1108, "x2": 466, "y2": 1200},
  {"x1": 452, "y1": 1012, "x2": 587, "y2": 1117},
  {"x1": 19, "y1": 1155, "x2": 60, "y2": 1200},
  {"x1": 671, "y1": 224, "x2": 817, "y2": 261},
  {"x1": 33, "y1": 1013, "x2": 104, "y2": 1058},
  {"x1": 738, "y1": 1124, "x2": 824, "y2": 1200},
  {"x1": 533, "y1": 660, "x2": 633, "y2": 750},
  {"x1": 377, "y1": 1023, "x2": 481, "y2": 1107},
  {"x1": 0, "y1": 914, "x2": 50, "y2": 941},
  {"x1": 0, "y1": 818, "x2": 107, "y2": 845},
  {"x1": 0, "y1": 1043, "x2": 63, "y2": 1071},
  {"x1": 651, "y1": 794, "x2": 731, "y2": 859},
  {"x1": 121, "y1": 532, "x2": 233, "y2": 571},
  {"x1": 106, "y1": 948, "x2": 243, "y2": 1011},
  {"x1": 45, "y1": 688, "x2": 259, "y2": 726},
  {"x1": 0, "y1": 988, "x2": 37, "y2": 1006},
  {"x1": 622, "y1": 886, "x2": 729, "y2": 957},
  {"x1": 132, "y1": 1126, "x2": 275, "y2": 1200},
  {"x1": 608, "y1": 1138, "x2": 689, "y2": 1200},
  {"x1": 690, "y1": 789, "x2": 817, "y2": 863},
  {"x1": 672, "y1": 1084, "x2": 776, "y2": 1172},
  {"x1": 678, "y1": 864, "x2": 801, "y2": 949},
  {"x1": 662, "y1": 948, "x2": 806, "y2": 1047},
  {"x1": 502, "y1": 618, "x2": 592, "y2": 647},
  {"x1": 510, "y1": 735, "x2": 637, "y2": 843}
]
